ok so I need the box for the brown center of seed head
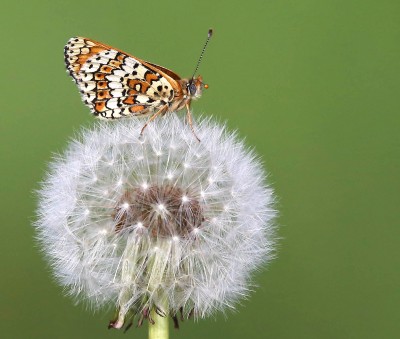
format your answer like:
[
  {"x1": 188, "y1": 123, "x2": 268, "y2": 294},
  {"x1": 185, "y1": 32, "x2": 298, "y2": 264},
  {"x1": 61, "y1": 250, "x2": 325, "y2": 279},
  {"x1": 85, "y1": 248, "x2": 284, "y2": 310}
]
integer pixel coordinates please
[{"x1": 113, "y1": 184, "x2": 204, "y2": 237}]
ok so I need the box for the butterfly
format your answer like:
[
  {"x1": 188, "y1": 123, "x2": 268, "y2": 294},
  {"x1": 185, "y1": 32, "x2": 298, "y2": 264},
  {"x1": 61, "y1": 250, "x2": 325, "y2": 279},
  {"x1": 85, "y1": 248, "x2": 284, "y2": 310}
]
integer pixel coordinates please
[{"x1": 64, "y1": 30, "x2": 213, "y2": 140}]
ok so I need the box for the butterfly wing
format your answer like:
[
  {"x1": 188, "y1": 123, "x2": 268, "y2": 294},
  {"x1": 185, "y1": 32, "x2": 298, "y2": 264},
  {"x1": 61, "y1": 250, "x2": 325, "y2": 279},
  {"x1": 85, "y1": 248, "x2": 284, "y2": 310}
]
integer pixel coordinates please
[
  {"x1": 64, "y1": 37, "x2": 181, "y2": 119},
  {"x1": 144, "y1": 62, "x2": 182, "y2": 81}
]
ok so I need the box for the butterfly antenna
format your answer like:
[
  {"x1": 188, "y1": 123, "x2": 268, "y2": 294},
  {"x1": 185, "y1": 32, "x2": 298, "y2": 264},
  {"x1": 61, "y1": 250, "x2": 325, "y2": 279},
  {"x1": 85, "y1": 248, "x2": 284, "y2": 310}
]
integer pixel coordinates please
[{"x1": 191, "y1": 29, "x2": 213, "y2": 79}]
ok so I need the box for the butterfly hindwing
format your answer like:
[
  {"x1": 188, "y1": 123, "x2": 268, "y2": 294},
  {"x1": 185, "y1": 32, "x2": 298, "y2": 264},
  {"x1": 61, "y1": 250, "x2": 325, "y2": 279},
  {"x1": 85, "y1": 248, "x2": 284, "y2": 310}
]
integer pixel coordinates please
[{"x1": 64, "y1": 37, "x2": 179, "y2": 119}]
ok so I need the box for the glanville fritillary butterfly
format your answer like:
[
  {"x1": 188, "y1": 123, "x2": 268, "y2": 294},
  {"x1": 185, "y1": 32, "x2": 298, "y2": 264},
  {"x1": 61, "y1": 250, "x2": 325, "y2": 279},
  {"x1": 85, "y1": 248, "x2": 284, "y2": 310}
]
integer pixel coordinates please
[{"x1": 64, "y1": 29, "x2": 213, "y2": 140}]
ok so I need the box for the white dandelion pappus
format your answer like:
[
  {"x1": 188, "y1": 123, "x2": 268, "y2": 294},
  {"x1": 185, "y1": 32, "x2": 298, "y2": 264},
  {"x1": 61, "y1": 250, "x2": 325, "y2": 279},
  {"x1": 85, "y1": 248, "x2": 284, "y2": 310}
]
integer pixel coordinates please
[{"x1": 35, "y1": 114, "x2": 276, "y2": 329}]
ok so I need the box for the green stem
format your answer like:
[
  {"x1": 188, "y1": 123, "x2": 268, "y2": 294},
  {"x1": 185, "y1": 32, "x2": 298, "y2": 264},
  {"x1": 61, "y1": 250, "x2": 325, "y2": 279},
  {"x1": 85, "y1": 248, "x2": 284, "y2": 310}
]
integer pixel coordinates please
[
  {"x1": 148, "y1": 306, "x2": 169, "y2": 339},
  {"x1": 148, "y1": 240, "x2": 170, "y2": 339}
]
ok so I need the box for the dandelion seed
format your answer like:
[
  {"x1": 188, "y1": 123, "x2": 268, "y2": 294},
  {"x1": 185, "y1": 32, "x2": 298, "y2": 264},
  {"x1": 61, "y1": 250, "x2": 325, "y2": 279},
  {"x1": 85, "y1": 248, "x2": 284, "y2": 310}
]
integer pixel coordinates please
[{"x1": 35, "y1": 114, "x2": 276, "y2": 330}]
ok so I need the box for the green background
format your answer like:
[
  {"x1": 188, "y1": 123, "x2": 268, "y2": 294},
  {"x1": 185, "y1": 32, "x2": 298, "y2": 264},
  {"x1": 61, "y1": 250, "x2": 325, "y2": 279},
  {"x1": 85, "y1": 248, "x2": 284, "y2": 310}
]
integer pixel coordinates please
[{"x1": 1, "y1": 0, "x2": 399, "y2": 338}]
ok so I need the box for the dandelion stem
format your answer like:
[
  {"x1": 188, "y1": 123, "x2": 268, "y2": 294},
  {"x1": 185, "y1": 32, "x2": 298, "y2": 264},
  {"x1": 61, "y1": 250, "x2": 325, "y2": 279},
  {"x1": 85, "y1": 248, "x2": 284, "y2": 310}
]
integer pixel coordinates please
[{"x1": 148, "y1": 304, "x2": 169, "y2": 339}]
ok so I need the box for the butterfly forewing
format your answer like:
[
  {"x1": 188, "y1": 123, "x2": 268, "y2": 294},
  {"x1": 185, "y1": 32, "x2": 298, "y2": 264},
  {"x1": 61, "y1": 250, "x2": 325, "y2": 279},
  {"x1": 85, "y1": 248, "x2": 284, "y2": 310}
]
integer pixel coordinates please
[{"x1": 64, "y1": 37, "x2": 179, "y2": 119}]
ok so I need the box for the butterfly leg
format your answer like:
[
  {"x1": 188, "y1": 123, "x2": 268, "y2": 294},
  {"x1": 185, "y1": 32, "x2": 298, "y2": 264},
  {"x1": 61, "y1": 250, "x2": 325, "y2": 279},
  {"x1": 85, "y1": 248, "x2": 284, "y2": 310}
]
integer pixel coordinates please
[
  {"x1": 140, "y1": 104, "x2": 169, "y2": 136},
  {"x1": 185, "y1": 103, "x2": 200, "y2": 142}
]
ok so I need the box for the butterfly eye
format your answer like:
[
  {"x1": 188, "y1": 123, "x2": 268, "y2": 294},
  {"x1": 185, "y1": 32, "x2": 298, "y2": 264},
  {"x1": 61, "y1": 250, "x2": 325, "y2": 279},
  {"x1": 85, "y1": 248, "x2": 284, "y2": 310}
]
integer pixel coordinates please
[{"x1": 188, "y1": 82, "x2": 197, "y2": 96}]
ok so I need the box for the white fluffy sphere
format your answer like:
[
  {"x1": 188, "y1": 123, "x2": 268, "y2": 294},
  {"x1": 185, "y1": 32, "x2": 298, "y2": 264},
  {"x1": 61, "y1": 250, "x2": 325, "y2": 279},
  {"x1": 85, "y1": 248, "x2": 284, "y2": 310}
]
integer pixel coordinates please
[{"x1": 35, "y1": 114, "x2": 276, "y2": 328}]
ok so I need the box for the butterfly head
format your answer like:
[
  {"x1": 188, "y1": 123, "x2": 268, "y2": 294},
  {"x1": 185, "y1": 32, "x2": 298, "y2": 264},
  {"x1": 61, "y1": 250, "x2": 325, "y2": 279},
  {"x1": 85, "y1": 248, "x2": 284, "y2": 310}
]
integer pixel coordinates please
[
  {"x1": 187, "y1": 75, "x2": 208, "y2": 99},
  {"x1": 185, "y1": 29, "x2": 212, "y2": 101}
]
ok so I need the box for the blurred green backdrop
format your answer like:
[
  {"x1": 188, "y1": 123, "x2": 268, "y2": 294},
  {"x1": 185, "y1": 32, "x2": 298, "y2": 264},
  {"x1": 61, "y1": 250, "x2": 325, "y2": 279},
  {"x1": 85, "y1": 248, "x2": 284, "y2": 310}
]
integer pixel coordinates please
[{"x1": 1, "y1": 0, "x2": 399, "y2": 338}]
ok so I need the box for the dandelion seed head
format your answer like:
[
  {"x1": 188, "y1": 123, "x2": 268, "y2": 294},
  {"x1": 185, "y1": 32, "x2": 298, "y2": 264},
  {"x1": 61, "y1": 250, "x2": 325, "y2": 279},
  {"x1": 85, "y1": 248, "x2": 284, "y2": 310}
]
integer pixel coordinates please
[{"x1": 35, "y1": 114, "x2": 276, "y2": 325}]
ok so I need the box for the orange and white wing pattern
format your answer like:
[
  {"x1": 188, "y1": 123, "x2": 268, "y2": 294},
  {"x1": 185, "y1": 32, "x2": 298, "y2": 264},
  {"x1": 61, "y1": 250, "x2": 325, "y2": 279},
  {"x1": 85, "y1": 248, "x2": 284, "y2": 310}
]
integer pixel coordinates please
[{"x1": 64, "y1": 37, "x2": 180, "y2": 119}]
